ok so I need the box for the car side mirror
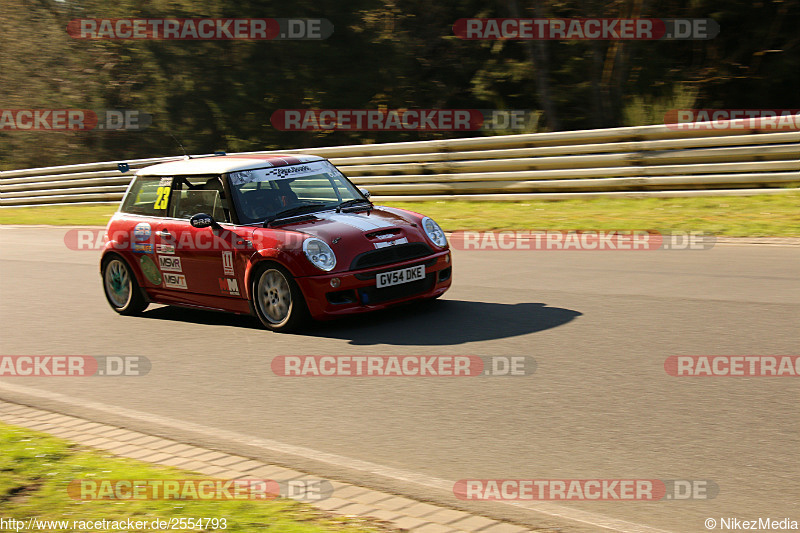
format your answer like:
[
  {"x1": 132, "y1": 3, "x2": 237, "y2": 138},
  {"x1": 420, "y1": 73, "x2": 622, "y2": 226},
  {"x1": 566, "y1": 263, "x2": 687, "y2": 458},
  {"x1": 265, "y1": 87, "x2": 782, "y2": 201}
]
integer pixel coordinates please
[
  {"x1": 190, "y1": 213, "x2": 222, "y2": 230},
  {"x1": 359, "y1": 188, "x2": 371, "y2": 199}
]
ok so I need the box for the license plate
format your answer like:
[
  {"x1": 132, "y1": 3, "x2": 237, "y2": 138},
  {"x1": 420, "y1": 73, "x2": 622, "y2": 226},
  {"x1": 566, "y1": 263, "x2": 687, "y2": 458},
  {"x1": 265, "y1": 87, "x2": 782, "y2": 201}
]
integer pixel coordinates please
[{"x1": 376, "y1": 265, "x2": 425, "y2": 288}]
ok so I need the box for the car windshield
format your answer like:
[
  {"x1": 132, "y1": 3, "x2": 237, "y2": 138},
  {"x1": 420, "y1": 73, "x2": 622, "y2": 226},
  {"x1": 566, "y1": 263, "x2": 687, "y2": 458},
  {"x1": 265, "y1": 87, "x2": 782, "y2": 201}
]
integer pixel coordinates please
[{"x1": 228, "y1": 160, "x2": 366, "y2": 224}]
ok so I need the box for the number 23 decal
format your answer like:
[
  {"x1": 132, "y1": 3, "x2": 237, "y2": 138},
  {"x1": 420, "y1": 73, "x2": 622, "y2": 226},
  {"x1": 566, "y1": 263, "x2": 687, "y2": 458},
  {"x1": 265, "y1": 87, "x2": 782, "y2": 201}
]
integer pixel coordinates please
[{"x1": 154, "y1": 186, "x2": 170, "y2": 209}]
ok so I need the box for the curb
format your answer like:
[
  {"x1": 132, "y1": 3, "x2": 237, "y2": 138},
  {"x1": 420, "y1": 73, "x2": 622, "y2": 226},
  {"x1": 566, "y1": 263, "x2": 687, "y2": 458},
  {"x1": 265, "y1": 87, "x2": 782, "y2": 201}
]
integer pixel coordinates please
[{"x1": 0, "y1": 399, "x2": 532, "y2": 533}]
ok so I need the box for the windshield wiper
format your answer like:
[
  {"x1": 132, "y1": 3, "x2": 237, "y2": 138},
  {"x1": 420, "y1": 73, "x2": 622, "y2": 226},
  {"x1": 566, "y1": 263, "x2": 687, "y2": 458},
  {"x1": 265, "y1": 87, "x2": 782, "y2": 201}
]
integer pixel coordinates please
[
  {"x1": 263, "y1": 203, "x2": 327, "y2": 226},
  {"x1": 336, "y1": 198, "x2": 372, "y2": 213}
]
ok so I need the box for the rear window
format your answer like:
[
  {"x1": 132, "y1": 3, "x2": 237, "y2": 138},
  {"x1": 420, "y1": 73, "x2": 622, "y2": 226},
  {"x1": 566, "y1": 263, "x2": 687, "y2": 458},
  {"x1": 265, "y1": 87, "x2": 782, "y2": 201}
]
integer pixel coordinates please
[{"x1": 120, "y1": 176, "x2": 171, "y2": 216}]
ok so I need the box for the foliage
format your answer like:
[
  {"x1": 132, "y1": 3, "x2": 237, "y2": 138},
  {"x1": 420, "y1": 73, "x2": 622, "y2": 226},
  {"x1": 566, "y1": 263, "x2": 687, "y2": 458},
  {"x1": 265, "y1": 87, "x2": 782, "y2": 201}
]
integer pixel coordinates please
[{"x1": 1, "y1": 0, "x2": 798, "y2": 169}]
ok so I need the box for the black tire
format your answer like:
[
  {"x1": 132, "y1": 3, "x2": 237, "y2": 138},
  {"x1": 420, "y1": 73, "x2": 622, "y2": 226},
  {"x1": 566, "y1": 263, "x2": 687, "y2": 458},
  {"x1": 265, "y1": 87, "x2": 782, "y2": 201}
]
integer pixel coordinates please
[
  {"x1": 101, "y1": 255, "x2": 148, "y2": 315},
  {"x1": 251, "y1": 263, "x2": 309, "y2": 332}
]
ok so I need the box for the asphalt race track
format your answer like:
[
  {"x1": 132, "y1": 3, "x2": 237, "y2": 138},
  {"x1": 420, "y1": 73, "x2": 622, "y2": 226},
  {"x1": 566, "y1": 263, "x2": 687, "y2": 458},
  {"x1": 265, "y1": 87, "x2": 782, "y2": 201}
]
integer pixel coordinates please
[{"x1": 1, "y1": 226, "x2": 798, "y2": 532}]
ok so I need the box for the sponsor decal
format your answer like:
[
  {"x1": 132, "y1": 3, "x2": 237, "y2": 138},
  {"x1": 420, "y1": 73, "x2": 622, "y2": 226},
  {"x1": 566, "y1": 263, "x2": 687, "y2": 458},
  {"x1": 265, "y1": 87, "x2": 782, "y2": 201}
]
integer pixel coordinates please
[
  {"x1": 374, "y1": 237, "x2": 408, "y2": 249},
  {"x1": 157, "y1": 255, "x2": 182, "y2": 273},
  {"x1": 163, "y1": 273, "x2": 187, "y2": 289},
  {"x1": 158, "y1": 177, "x2": 172, "y2": 186},
  {"x1": 155, "y1": 243, "x2": 175, "y2": 254},
  {"x1": 133, "y1": 222, "x2": 151, "y2": 241},
  {"x1": 229, "y1": 160, "x2": 340, "y2": 184},
  {"x1": 132, "y1": 223, "x2": 153, "y2": 253},
  {"x1": 218, "y1": 277, "x2": 240, "y2": 296},
  {"x1": 139, "y1": 255, "x2": 162, "y2": 285},
  {"x1": 132, "y1": 243, "x2": 153, "y2": 254},
  {"x1": 222, "y1": 251, "x2": 235, "y2": 276},
  {"x1": 190, "y1": 215, "x2": 213, "y2": 228}
]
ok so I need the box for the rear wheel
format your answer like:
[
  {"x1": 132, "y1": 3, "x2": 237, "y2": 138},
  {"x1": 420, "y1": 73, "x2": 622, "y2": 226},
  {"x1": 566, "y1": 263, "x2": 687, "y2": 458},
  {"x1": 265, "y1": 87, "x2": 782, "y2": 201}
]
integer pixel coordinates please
[
  {"x1": 252, "y1": 264, "x2": 309, "y2": 332},
  {"x1": 102, "y1": 256, "x2": 148, "y2": 315}
]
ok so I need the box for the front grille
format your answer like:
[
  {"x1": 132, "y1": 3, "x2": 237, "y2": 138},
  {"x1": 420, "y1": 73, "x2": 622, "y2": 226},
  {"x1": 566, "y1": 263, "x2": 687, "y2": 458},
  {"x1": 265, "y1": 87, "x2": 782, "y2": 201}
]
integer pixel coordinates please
[
  {"x1": 350, "y1": 242, "x2": 433, "y2": 270},
  {"x1": 357, "y1": 273, "x2": 436, "y2": 305}
]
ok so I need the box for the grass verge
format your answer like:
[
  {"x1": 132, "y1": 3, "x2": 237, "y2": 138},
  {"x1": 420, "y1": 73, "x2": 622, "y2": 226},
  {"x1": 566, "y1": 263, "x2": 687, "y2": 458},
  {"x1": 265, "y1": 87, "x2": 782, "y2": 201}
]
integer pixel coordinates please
[
  {"x1": 389, "y1": 193, "x2": 800, "y2": 237},
  {"x1": 0, "y1": 205, "x2": 118, "y2": 226},
  {"x1": 0, "y1": 422, "x2": 390, "y2": 532},
  {"x1": 0, "y1": 193, "x2": 798, "y2": 236}
]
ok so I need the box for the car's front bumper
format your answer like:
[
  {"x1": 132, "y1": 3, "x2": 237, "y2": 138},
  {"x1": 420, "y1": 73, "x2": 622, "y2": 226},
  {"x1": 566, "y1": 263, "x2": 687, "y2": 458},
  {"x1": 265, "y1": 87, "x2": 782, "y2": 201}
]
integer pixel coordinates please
[{"x1": 296, "y1": 250, "x2": 452, "y2": 320}]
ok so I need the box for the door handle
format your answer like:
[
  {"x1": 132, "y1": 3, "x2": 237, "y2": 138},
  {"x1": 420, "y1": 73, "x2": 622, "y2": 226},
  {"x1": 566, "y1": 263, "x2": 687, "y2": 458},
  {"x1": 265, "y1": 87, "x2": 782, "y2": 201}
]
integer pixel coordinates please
[{"x1": 156, "y1": 230, "x2": 172, "y2": 238}]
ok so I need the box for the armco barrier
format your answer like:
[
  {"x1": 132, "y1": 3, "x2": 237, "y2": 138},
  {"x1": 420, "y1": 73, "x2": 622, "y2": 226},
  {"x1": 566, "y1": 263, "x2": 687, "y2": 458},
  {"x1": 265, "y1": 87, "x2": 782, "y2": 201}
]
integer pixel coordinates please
[{"x1": 1, "y1": 117, "x2": 798, "y2": 206}]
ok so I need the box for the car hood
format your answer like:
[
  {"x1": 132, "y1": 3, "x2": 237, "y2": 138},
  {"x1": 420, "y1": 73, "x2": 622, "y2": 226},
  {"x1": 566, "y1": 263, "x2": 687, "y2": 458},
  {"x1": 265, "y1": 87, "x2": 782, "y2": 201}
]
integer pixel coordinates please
[
  {"x1": 294, "y1": 206, "x2": 421, "y2": 237},
  {"x1": 261, "y1": 207, "x2": 435, "y2": 271}
]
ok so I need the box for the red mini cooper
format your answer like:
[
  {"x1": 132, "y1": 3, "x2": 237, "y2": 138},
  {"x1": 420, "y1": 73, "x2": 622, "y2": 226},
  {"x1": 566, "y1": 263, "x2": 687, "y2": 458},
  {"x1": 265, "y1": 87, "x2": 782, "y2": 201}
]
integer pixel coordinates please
[{"x1": 100, "y1": 154, "x2": 452, "y2": 331}]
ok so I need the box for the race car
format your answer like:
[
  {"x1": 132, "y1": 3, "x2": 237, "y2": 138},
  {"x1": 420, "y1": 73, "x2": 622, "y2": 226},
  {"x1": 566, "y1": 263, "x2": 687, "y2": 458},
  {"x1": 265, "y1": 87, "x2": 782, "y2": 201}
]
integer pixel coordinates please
[{"x1": 100, "y1": 154, "x2": 452, "y2": 331}]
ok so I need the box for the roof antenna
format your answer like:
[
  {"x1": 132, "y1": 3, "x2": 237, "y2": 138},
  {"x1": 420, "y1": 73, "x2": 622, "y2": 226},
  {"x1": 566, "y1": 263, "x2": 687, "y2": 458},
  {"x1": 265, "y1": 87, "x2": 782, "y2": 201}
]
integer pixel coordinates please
[{"x1": 168, "y1": 132, "x2": 191, "y2": 159}]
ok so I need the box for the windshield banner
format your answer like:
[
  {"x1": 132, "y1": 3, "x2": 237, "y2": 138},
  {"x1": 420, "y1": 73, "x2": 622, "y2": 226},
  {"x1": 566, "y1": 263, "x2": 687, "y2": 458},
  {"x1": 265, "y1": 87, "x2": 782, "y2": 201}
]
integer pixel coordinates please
[{"x1": 229, "y1": 160, "x2": 334, "y2": 185}]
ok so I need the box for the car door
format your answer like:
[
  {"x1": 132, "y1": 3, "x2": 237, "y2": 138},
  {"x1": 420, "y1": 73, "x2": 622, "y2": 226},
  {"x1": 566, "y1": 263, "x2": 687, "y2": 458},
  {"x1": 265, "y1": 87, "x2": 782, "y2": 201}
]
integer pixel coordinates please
[
  {"x1": 116, "y1": 175, "x2": 171, "y2": 290},
  {"x1": 158, "y1": 175, "x2": 252, "y2": 299}
]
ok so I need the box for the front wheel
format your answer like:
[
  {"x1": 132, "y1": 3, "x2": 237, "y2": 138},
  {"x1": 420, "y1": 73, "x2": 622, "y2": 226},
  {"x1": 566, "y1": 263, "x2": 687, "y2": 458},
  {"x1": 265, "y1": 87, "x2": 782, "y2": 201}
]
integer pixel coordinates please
[
  {"x1": 252, "y1": 264, "x2": 309, "y2": 332},
  {"x1": 102, "y1": 256, "x2": 148, "y2": 315}
]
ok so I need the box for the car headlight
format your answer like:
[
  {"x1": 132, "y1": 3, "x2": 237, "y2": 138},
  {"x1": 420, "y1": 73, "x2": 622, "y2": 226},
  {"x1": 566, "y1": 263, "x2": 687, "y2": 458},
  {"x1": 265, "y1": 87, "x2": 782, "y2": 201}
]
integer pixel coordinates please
[
  {"x1": 421, "y1": 217, "x2": 447, "y2": 248},
  {"x1": 303, "y1": 238, "x2": 336, "y2": 271}
]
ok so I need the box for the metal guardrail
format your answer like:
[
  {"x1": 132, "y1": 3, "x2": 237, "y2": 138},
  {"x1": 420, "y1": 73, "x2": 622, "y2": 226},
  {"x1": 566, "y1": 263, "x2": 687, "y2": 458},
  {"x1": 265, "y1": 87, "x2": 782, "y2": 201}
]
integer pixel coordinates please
[{"x1": 1, "y1": 118, "x2": 798, "y2": 206}]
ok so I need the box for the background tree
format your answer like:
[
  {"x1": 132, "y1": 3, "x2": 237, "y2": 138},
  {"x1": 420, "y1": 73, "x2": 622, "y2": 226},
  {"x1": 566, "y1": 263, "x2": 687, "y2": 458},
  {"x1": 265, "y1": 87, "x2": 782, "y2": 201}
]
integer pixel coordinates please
[{"x1": 1, "y1": 0, "x2": 797, "y2": 170}]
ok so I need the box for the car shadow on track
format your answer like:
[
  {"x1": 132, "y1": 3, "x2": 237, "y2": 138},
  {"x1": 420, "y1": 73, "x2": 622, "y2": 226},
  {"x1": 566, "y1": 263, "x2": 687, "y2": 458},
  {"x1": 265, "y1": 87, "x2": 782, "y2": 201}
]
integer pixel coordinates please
[
  {"x1": 140, "y1": 306, "x2": 264, "y2": 329},
  {"x1": 302, "y1": 299, "x2": 582, "y2": 345},
  {"x1": 139, "y1": 299, "x2": 581, "y2": 345}
]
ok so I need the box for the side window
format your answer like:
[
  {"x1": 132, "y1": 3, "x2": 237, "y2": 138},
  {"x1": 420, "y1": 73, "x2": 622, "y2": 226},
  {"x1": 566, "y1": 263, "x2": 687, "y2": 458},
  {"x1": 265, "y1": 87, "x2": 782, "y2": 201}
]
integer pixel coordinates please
[
  {"x1": 234, "y1": 180, "x2": 282, "y2": 221},
  {"x1": 168, "y1": 175, "x2": 231, "y2": 222},
  {"x1": 120, "y1": 177, "x2": 170, "y2": 217}
]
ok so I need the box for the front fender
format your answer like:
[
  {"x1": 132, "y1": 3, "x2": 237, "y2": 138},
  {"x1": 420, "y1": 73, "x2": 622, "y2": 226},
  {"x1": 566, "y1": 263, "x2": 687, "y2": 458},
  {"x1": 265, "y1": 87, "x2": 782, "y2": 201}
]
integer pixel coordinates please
[{"x1": 244, "y1": 249, "x2": 311, "y2": 301}]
